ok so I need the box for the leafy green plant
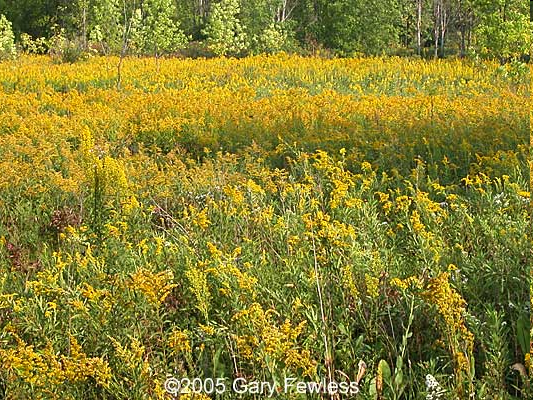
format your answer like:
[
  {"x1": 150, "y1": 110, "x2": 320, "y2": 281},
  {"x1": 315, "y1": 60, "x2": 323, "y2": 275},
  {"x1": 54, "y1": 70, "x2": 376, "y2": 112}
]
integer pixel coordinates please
[
  {"x1": 473, "y1": 0, "x2": 531, "y2": 62},
  {"x1": 369, "y1": 296, "x2": 415, "y2": 399},
  {"x1": 477, "y1": 308, "x2": 511, "y2": 397}
]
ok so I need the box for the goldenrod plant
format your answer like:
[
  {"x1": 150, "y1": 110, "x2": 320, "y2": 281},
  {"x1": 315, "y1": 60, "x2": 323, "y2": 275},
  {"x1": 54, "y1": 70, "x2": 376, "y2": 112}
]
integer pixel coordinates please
[{"x1": 0, "y1": 54, "x2": 529, "y2": 399}]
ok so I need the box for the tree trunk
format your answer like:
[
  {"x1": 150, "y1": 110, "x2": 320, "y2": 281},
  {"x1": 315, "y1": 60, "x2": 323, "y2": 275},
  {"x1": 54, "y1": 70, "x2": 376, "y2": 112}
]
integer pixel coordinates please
[
  {"x1": 502, "y1": 0, "x2": 507, "y2": 22},
  {"x1": 439, "y1": 3, "x2": 446, "y2": 58},
  {"x1": 467, "y1": 13, "x2": 472, "y2": 50},
  {"x1": 460, "y1": 24, "x2": 466, "y2": 57},
  {"x1": 458, "y1": 0, "x2": 465, "y2": 57},
  {"x1": 198, "y1": 0, "x2": 210, "y2": 21},
  {"x1": 416, "y1": 0, "x2": 422, "y2": 56},
  {"x1": 82, "y1": 4, "x2": 87, "y2": 50},
  {"x1": 117, "y1": 0, "x2": 136, "y2": 90},
  {"x1": 433, "y1": 0, "x2": 440, "y2": 59},
  {"x1": 277, "y1": 0, "x2": 298, "y2": 23}
]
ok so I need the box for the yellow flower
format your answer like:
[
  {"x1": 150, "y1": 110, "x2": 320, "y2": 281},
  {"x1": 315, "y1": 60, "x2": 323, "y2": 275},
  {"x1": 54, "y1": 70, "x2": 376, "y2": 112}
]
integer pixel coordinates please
[
  {"x1": 199, "y1": 324, "x2": 215, "y2": 336},
  {"x1": 365, "y1": 274, "x2": 380, "y2": 299},
  {"x1": 189, "y1": 205, "x2": 211, "y2": 230},
  {"x1": 341, "y1": 265, "x2": 360, "y2": 301},
  {"x1": 410, "y1": 210, "x2": 425, "y2": 234},
  {"x1": 395, "y1": 195, "x2": 412, "y2": 212},
  {"x1": 129, "y1": 268, "x2": 176, "y2": 306},
  {"x1": 361, "y1": 161, "x2": 373, "y2": 172},
  {"x1": 168, "y1": 328, "x2": 191, "y2": 354}
]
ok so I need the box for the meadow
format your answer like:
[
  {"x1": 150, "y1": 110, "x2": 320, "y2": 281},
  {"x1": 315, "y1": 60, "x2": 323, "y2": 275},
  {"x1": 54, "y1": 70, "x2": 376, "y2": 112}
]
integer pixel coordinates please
[{"x1": 0, "y1": 55, "x2": 530, "y2": 399}]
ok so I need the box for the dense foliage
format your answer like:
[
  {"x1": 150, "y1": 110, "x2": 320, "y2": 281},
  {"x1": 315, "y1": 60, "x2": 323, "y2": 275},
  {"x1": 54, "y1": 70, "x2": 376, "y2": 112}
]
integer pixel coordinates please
[
  {"x1": 0, "y1": 55, "x2": 529, "y2": 399},
  {"x1": 0, "y1": 0, "x2": 530, "y2": 59}
]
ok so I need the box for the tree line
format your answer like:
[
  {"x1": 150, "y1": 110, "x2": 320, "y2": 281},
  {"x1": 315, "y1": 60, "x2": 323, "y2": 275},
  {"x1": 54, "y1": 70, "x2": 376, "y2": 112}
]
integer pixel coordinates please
[{"x1": 0, "y1": 0, "x2": 530, "y2": 60}]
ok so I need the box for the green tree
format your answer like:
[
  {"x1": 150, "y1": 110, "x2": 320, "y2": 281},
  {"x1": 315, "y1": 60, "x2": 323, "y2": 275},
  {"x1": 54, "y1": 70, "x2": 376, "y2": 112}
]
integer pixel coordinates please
[
  {"x1": 141, "y1": 0, "x2": 188, "y2": 57},
  {"x1": 0, "y1": 0, "x2": 61, "y2": 38},
  {"x1": 473, "y1": 0, "x2": 530, "y2": 61},
  {"x1": 0, "y1": 14, "x2": 16, "y2": 60},
  {"x1": 316, "y1": 0, "x2": 402, "y2": 55},
  {"x1": 174, "y1": 0, "x2": 206, "y2": 39},
  {"x1": 253, "y1": 21, "x2": 291, "y2": 53},
  {"x1": 90, "y1": 0, "x2": 123, "y2": 54},
  {"x1": 240, "y1": 0, "x2": 281, "y2": 53},
  {"x1": 202, "y1": 0, "x2": 248, "y2": 56}
]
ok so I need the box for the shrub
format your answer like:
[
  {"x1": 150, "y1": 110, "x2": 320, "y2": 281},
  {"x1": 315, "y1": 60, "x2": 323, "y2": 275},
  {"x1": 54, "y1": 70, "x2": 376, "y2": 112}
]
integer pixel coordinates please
[
  {"x1": 20, "y1": 33, "x2": 49, "y2": 54},
  {"x1": 49, "y1": 26, "x2": 89, "y2": 64}
]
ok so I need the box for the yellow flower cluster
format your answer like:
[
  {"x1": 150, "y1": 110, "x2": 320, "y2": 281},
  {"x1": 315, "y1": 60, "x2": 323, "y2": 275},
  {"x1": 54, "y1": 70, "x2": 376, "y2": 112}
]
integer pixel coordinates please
[
  {"x1": 340, "y1": 264, "x2": 360, "y2": 301},
  {"x1": 364, "y1": 274, "x2": 380, "y2": 299},
  {"x1": 0, "y1": 335, "x2": 111, "y2": 391},
  {"x1": 128, "y1": 268, "x2": 176, "y2": 306},
  {"x1": 390, "y1": 276, "x2": 423, "y2": 290},
  {"x1": 232, "y1": 303, "x2": 317, "y2": 376},
  {"x1": 109, "y1": 336, "x2": 151, "y2": 378},
  {"x1": 168, "y1": 328, "x2": 192, "y2": 354},
  {"x1": 185, "y1": 265, "x2": 212, "y2": 319},
  {"x1": 0, "y1": 55, "x2": 525, "y2": 201},
  {"x1": 302, "y1": 210, "x2": 356, "y2": 248},
  {"x1": 202, "y1": 243, "x2": 259, "y2": 300},
  {"x1": 423, "y1": 270, "x2": 474, "y2": 377}
]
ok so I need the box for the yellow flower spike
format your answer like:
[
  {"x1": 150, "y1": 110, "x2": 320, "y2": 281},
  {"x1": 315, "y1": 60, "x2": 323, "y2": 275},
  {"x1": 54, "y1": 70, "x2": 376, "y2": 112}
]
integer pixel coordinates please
[
  {"x1": 423, "y1": 272, "x2": 474, "y2": 377},
  {"x1": 185, "y1": 266, "x2": 211, "y2": 319},
  {"x1": 207, "y1": 242, "x2": 223, "y2": 259},
  {"x1": 447, "y1": 263, "x2": 458, "y2": 271},
  {"x1": 410, "y1": 210, "x2": 425, "y2": 234},
  {"x1": 232, "y1": 246, "x2": 242, "y2": 258}
]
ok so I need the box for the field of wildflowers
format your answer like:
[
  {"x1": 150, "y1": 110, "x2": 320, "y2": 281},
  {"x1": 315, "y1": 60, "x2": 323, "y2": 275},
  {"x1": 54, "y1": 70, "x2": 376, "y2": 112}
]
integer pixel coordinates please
[{"x1": 0, "y1": 55, "x2": 530, "y2": 399}]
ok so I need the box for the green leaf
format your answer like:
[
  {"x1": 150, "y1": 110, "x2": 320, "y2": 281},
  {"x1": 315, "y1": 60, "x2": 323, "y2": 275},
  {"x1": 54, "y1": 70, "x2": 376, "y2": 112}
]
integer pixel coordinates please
[
  {"x1": 378, "y1": 359, "x2": 392, "y2": 382},
  {"x1": 516, "y1": 313, "x2": 530, "y2": 354},
  {"x1": 394, "y1": 369, "x2": 403, "y2": 389},
  {"x1": 369, "y1": 377, "x2": 377, "y2": 399},
  {"x1": 396, "y1": 356, "x2": 403, "y2": 371}
]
